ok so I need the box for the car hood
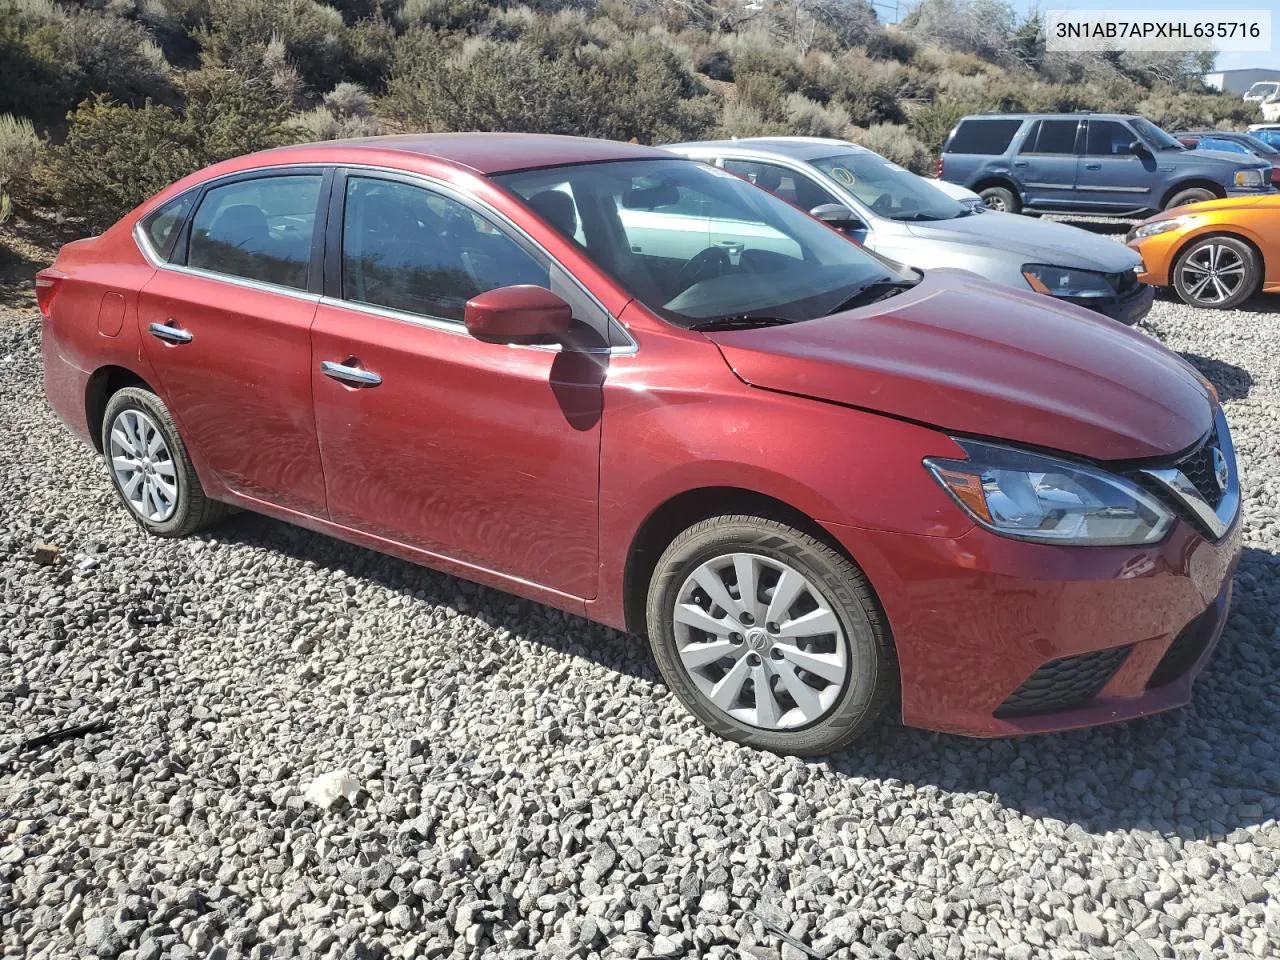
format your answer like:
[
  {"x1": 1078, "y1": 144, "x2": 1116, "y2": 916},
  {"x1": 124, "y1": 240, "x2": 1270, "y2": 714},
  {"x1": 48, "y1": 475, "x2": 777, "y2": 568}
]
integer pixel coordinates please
[
  {"x1": 1189, "y1": 149, "x2": 1272, "y2": 169},
  {"x1": 902, "y1": 212, "x2": 1141, "y2": 272},
  {"x1": 1138, "y1": 194, "x2": 1274, "y2": 223},
  {"x1": 706, "y1": 271, "x2": 1213, "y2": 461}
]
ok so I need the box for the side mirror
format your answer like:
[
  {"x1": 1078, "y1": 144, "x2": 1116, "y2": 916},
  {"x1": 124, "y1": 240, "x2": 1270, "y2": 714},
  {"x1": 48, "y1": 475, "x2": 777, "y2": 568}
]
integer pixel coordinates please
[
  {"x1": 810, "y1": 203, "x2": 866, "y2": 231},
  {"x1": 464, "y1": 285, "x2": 572, "y2": 344},
  {"x1": 1127, "y1": 140, "x2": 1149, "y2": 156}
]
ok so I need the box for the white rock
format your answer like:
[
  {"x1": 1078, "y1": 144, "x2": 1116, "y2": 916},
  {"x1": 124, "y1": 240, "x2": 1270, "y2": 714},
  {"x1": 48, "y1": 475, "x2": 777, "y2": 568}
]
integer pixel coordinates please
[{"x1": 303, "y1": 770, "x2": 360, "y2": 810}]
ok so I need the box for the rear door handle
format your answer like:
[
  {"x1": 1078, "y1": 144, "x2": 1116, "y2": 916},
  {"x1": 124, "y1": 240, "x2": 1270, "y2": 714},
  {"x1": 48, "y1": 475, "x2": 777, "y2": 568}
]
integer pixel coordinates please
[
  {"x1": 321, "y1": 360, "x2": 382, "y2": 387},
  {"x1": 1084, "y1": 162, "x2": 1102, "y2": 170},
  {"x1": 149, "y1": 321, "x2": 193, "y2": 344}
]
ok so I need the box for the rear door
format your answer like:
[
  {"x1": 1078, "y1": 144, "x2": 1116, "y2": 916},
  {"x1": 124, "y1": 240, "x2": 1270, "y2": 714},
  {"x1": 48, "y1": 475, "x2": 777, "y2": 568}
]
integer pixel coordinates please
[
  {"x1": 309, "y1": 170, "x2": 607, "y2": 599},
  {"x1": 1074, "y1": 119, "x2": 1157, "y2": 211},
  {"x1": 1012, "y1": 118, "x2": 1081, "y2": 209},
  {"x1": 136, "y1": 169, "x2": 329, "y2": 515}
]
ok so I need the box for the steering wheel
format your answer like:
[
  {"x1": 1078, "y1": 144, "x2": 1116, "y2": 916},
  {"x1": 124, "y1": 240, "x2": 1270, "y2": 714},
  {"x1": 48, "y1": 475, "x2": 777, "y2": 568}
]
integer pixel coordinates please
[
  {"x1": 871, "y1": 193, "x2": 920, "y2": 217},
  {"x1": 673, "y1": 246, "x2": 731, "y2": 296}
]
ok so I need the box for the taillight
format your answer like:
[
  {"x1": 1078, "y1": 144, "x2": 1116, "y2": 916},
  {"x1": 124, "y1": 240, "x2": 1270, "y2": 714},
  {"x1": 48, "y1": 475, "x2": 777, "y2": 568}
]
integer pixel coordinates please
[
  {"x1": 935, "y1": 155, "x2": 944, "y2": 179},
  {"x1": 35, "y1": 270, "x2": 62, "y2": 318}
]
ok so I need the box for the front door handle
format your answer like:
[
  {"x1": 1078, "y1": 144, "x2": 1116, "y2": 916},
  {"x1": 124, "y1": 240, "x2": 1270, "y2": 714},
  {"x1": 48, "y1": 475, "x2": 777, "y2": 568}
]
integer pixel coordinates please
[
  {"x1": 1012, "y1": 160, "x2": 1029, "y2": 168},
  {"x1": 1084, "y1": 162, "x2": 1102, "y2": 170},
  {"x1": 321, "y1": 360, "x2": 382, "y2": 387},
  {"x1": 149, "y1": 321, "x2": 193, "y2": 344}
]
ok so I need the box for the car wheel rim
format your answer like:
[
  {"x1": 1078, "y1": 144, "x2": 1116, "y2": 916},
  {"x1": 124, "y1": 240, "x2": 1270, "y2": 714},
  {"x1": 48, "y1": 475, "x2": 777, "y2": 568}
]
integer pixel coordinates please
[
  {"x1": 1180, "y1": 244, "x2": 1247, "y2": 304},
  {"x1": 983, "y1": 196, "x2": 1007, "y2": 212},
  {"x1": 108, "y1": 409, "x2": 178, "y2": 523},
  {"x1": 672, "y1": 553, "x2": 849, "y2": 731}
]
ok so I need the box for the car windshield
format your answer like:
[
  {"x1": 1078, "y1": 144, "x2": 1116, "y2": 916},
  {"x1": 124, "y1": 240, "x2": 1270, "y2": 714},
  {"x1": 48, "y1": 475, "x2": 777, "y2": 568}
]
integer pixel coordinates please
[
  {"x1": 809, "y1": 152, "x2": 967, "y2": 222},
  {"x1": 1131, "y1": 118, "x2": 1184, "y2": 151},
  {"x1": 1239, "y1": 133, "x2": 1280, "y2": 155},
  {"x1": 494, "y1": 158, "x2": 911, "y2": 327},
  {"x1": 1247, "y1": 82, "x2": 1279, "y2": 97}
]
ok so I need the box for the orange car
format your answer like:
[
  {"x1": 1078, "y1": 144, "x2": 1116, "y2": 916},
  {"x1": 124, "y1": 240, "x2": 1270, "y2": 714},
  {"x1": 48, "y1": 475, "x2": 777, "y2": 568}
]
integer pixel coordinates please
[{"x1": 1127, "y1": 195, "x2": 1280, "y2": 309}]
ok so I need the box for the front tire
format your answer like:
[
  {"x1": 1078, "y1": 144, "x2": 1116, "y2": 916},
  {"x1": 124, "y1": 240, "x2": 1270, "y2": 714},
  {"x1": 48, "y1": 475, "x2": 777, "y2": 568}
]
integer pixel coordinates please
[
  {"x1": 645, "y1": 516, "x2": 896, "y2": 755},
  {"x1": 101, "y1": 387, "x2": 226, "y2": 537},
  {"x1": 1164, "y1": 187, "x2": 1215, "y2": 211},
  {"x1": 1171, "y1": 235, "x2": 1259, "y2": 309},
  {"x1": 979, "y1": 185, "x2": 1020, "y2": 214}
]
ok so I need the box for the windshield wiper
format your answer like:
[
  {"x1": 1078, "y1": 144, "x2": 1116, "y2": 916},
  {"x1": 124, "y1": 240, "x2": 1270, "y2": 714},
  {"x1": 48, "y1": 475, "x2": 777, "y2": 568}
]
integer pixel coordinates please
[
  {"x1": 825, "y1": 278, "x2": 917, "y2": 314},
  {"x1": 688, "y1": 315, "x2": 797, "y2": 332}
]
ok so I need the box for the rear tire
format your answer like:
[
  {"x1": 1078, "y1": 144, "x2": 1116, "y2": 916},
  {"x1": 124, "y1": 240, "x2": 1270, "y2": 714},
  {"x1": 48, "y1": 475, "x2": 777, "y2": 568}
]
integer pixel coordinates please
[
  {"x1": 1164, "y1": 187, "x2": 1215, "y2": 211},
  {"x1": 1171, "y1": 235, "x2": 1259, "y2": 309},
  {"x1": 979, "y1": 185, "x2": 1020, "y2": 214},
  {"x1": 645, "y1": 515, "x2": 896, "y2": 755},
  {"x1": 101, "y1": 387, "x2": 226, "y2": 537}
]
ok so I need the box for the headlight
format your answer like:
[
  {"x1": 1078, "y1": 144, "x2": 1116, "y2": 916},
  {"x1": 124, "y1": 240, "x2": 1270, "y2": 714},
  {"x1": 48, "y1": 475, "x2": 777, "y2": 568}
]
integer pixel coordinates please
[
  {"x1": 1021, "y1": 264, "x2": 1114, "y2": 299},
  {"x1": 924, "y1": 441, "x2": 1174, "y2": 546},
  {"x1": 1234, "y1": 168, "x2": 1265, "y2": 187},
  {"x1": 1130, "y1": 216, "x2": 1191, "y2": 240}
]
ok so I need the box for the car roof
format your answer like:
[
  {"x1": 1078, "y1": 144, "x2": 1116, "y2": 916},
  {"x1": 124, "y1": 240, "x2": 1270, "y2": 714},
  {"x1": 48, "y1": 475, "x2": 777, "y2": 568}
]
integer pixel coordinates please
[
  {"x1": 666, "y1": 137, "x2": 867, "y2": 161},
  {"x1": 231, "y1": 133, "x2": 672, "y2": 177},
  {"x1": 958, "y1": 113, "x2": 1135, "y2": 122}
]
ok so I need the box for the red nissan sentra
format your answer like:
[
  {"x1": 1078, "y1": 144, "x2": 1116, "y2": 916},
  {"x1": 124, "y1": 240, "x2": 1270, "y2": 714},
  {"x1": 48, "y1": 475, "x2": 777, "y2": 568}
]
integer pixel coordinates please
[{"x1": 39, "y1": 134, "x2": 1242, "y2": 755}]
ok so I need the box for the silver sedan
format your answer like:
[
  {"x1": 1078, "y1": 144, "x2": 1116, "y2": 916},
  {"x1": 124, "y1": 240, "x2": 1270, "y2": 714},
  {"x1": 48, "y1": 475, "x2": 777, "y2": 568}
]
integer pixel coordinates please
[{"x1": 664, "y1": 137, "x2": 1153, "y2": 325}]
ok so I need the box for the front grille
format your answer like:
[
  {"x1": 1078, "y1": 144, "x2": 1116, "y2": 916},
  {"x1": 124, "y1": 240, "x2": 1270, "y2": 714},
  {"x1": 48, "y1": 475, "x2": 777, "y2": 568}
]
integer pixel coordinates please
[
  {"x1": 994, "y1": 646, "x2": 1131, "y2": 718},
  {"x1": 1107, "y1": 269, "x2": 1141, "y2": 296},
  {"x1": 1174, "y1": 421, "x2": 1225, "y2": 510},
  {"x1": 1147, "y1": 602, "x2": 1220, "y2": 689}
]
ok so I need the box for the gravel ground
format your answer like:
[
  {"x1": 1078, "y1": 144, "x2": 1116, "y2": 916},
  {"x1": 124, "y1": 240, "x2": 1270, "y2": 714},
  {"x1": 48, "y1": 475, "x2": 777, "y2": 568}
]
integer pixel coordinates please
[{"x1": 1, "y1": 290, "x2": 1278, "y2": 960}]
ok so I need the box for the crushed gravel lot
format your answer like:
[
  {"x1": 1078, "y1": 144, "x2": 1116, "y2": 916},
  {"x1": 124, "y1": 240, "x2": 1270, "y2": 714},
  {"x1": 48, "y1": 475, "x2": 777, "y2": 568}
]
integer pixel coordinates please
[{"x1": 1, "y1": 290, "x2": 1278, "y2": 960}]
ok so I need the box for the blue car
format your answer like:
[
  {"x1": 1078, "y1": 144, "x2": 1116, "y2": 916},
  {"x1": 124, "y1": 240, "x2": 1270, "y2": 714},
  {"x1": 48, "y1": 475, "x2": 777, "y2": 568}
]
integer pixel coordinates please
[{"x1": 940, "y1": 113, "x2": 1273, "y2": 217}]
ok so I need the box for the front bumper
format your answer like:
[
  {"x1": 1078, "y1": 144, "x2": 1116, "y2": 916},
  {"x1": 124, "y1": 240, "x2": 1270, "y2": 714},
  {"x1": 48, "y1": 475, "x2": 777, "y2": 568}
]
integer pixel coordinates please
[
  {"x1": 831, "y1": 504, "x2": 1242, "y2": 738},
  {"x1": 1059, "y1": 281, "x2": 1154, "y2": 326}
]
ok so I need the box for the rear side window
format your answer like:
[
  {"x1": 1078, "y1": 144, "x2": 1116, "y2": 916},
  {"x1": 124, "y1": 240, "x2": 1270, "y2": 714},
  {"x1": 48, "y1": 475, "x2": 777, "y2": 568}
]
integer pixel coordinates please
[
  {"x1": 1021, "y1": 120, "x2": 1080, "y2": 155},
  {"x1": 140, "y1": 192, "x2": 195, "y2": 261},
  {"x1": 944, "y1": 119, "x2": 1023, "y2": 155},
  {"x1": 1085, "y1": 120, "x2": 1137, "y2": 157},
  {"x1": 187, "y1": 174, "x2": 323, "y2": 290}
]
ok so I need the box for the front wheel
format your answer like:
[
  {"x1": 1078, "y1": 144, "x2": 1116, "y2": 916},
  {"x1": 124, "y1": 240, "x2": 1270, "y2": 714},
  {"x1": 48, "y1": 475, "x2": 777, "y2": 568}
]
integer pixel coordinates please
[
  {"x1": 645, "y1": 516, "x2": 896, "y2": 755},
  {"x1": 1171, "y1": 236, "x2": 1260, "y2": 309},
  {"x1": 1164, "y1": 187, "x2": 1216, "y2": 211}
]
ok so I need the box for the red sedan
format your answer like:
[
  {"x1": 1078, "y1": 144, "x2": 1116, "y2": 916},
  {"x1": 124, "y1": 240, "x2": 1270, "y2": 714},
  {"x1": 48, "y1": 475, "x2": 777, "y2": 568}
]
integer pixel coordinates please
[{"x1": 39, "y1": 134, "x2": 1241, "y2": 754}]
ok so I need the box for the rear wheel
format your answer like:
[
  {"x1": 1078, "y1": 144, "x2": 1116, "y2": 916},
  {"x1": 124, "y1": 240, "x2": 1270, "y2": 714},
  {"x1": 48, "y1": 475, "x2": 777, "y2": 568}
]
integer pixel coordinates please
[
  {"x1": 1164, "y1": 187, "x2": 1215, "y2": 211},
  {"x1": 645, "y1": 515, "x2": 896, "y2": 755},
  {"x1": 101, "y1": 387, "x2": 226, "y2": 537},
  {"x1": 978, "y1": 185, "x2": 1020, "y2": 214},
  {"x1": 1171, "y1": 236, "x2": 1259, "y2": 309}
]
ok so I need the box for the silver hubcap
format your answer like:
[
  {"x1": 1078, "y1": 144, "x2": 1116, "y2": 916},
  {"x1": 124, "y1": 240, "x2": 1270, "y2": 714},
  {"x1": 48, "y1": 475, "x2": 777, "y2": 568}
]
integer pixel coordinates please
[
  {"x1": 1180, "y1": 243, "x2": 1246, "y2": 304},
  {"x1": 108, "y1": 409, "x2": 178, "y2": 522},
  {"x1": 672, "y1": 553, "x2": 849, "y2": 730},
  {"x1": 983, "y1": 195, "x2": 1007, "y2": 211}
]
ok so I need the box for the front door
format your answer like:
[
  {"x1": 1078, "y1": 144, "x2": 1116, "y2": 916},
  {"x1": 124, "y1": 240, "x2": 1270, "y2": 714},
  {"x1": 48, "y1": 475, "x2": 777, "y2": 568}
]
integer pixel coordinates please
[
  {"x1": 136, "y1": 170, "x2": 328, "y2": 515},
  {"x1": 1012, "y1": 118, "x2": 1081, "y2": 209},
  {"x1": 310, "y1": 172, "x2": 605, "y2": 600},
  {"x1": 1074, "y1": 119, "x2": 1157, "y2": 211}
]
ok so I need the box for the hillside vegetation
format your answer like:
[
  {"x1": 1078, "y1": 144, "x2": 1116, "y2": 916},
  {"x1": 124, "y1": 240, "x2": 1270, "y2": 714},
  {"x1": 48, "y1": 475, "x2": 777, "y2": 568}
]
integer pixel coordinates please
[{"x1": 0, "y1": 0, "x2": 1262, "y2": 232}]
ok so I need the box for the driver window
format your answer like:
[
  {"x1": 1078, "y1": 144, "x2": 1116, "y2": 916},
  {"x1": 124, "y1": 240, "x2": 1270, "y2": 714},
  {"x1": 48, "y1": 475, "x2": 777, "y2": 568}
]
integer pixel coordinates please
[
  {"x1": 341, "y1": 176, "x2": 550, "y2": 322},
  {"x1": 1084, "y1": 121, "x2": 1137, "y2": 157},
  {"x1": 722, "y1": 159, "x2": 839, "y2": 210}
]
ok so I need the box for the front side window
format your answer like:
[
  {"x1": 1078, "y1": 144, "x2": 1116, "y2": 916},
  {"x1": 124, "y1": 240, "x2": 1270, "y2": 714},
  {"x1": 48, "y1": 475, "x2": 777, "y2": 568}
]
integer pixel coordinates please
[
  {"x1": 721, "y1": 159, "x2": 839, "y2": 210},
  {"x1": 1023, "y1": 119, "x2": 1079, "y2": 155},
  {"x1": 141, "y1": 192, "x2": 195, "y2": 261},
  {"x1": 188, "y1": 175, "x2": 322, "y2": 290},
  {"x1": 495, "y1": 158, "x2": 910, "y2": 327},
  {"x1": 1131, "y1": 118, "x2": 1184, "y2": 152},
  {"x1": 1085, "y1": 120, "x2": 1137, "y2": 157},
  {"x1": 341, "y1": 176, "x2": 549, "y2": 322},
  {"x1": 809, "y1": 152, "x2": 966, "y2": 222},
  {"x1": 944, "y1": 119, "x2": 1023, "y2": 155}
]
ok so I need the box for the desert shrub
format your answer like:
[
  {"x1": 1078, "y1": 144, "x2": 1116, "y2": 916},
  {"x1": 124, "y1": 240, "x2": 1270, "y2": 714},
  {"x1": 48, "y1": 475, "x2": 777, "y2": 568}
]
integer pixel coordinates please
[
  {"x1": 295, "y1": 79, "x2": 383, "y2": 141},
  {"x1": 909, "y1": 98, "x2": 978, "y2": 154},
  {"x1": 0, "y1": 113, "x2": 44, "y2": 211},
  {"x1": 715, "y1": 99, "x2": 787, "y2": 139},
  {"x1": 784, "y1": 93, "x2": 849, "y2": 139},
  {"x1": 0, "y1": 0, "x2": 78, "y2": 124},
  {"x1": 341, "y1": 16, "x2": 397, "y2": 92},
  {"x1": 865, "y1": 25, "x2": 916, "y2": 62},
  {"x1": 195, "y1": 0, "x2": 347, "y2": 93},
  {"x1": 42, "y1": 67, "x2": 297, "y2": 228},
  {"x1": 61, "y1": 8, "x2": 176, "y2": 107},
  {"x1": 401, "y1": 0, "x2": 492, "y2": 32},
  {"x1": 1139, "y1": 90, "x2": 1260, "y2": 132},
  {"x1": 828, "y1": 50, "x2": 906, "y2": 126},
  {"x1": 386, "y1": 32, "x2": 713, "y2": 143},
  {"x1": 855, "y1": 122, "x2": 930, "y2": 172},
  {"x1": 696, "y1": 49, "x2": 733, "y2": 82}
]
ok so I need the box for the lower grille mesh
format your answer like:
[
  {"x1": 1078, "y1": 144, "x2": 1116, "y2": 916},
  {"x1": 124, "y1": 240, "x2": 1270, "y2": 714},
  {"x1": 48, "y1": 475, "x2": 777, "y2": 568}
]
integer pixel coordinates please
[
  {"x1": 1147, "y1": 603, "x2": 1220, "y2": 689},
  {"x1": 995, "y1": 647, "x2": 1131, "y2": 718}
]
